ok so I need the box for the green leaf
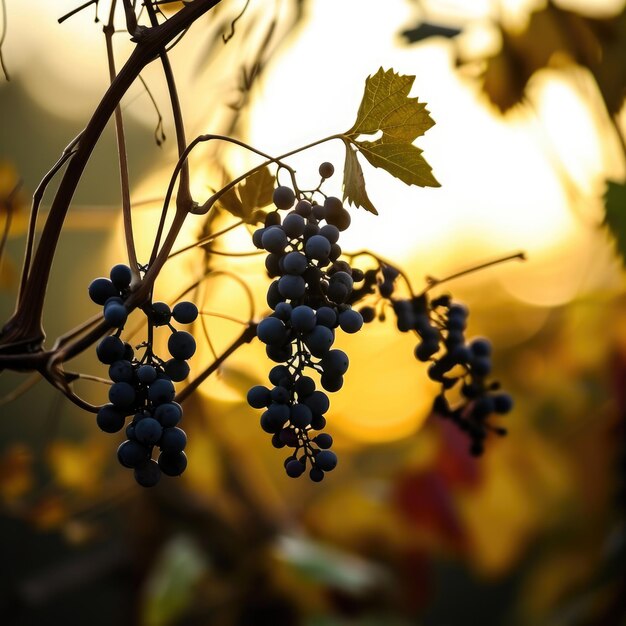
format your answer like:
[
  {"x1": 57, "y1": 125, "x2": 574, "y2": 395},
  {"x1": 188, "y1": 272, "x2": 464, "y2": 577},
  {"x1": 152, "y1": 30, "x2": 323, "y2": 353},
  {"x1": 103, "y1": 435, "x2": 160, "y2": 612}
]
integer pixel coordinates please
[
  {"x1": 603, "y1": 179, "x2": 626, "y2": 266},
  {"x1": 342, "y1": 141, "x2": 378, "y2": 215},
  {"x1": 142, "y1": 535, "x2": 207, "y2": 626},
  {"x1": 216, "y1": 166, "x2": 275, "y2": 224},
  {"x1": 341, "y1": 68, "x2": 439, "y2": 209},
  {"x1": 356, "y1": 139, "x2": 440, "y2": 188},
  {"x1": 348, "y1": 68, "x2": 435, "y2": 142}
]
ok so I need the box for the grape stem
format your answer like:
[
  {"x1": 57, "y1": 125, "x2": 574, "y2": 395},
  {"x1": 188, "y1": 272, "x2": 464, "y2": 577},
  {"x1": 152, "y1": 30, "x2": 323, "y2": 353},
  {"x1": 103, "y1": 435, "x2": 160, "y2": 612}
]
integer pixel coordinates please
[
  {"x1": 175, "y1": 323, "x2": 257, "y2": 404},
  {"x1": 422, "y1": 251, "x2": 526, "y2": 292}
]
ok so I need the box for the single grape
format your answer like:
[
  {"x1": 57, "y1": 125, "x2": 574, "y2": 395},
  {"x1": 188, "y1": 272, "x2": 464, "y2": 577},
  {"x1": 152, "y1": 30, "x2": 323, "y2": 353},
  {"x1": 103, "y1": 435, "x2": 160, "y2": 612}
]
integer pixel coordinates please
[
  {"x1": 305, "y1": 235, "x2": 331, "y2": 260},
  {"x1": 315, "y1": 450, "x2": 337, "y2": 472},
  {"x1": 304, "y1": 390, "x2": 330, "y2": 415},
  {"x1": 172, "y1": 301, "x2": 198, "y2": 324},
  {"x1": 294, "y1": 199, "x2": 312, "y2": 217},
  {"x1": 109, "y1": 360, "x2": 134, "y2": 383},
  {"x1": 158, "y1": 451, "x2": 187, "y2": 476},
  {"x1": 247, "y1": 385, "x2": 271, "y2": 409},
  {"x1": 154, "y1": 402, "x2": 183, "y2": 427},
  {"x1": 160, "y1": 427, "x2": 187, "y2": 453},
  {"x1": 305, "y1": 325, "x2": 334, "y2": 357},
  {"x1": 96, "y1": 404, "x2": 126, "y2": 433},
  {"x1": 137, "y1": 364, "x2": 158, "y2": 385},
  {"x1": 257, "y1": 317, "x2": 288, "y2": 345},
  {"x1": 309, "y1": 467, "x2": 325, "y2": 482},
  {"x1": 148, "y1": 378, "x2": 176, "y2": 405},
  {"x1": 285, "y1": 458, "x2": 305, "y2": 478},
  {"x1": 291, "y1": 305, "x2": 317, "y2": 332},
  {"x1": 110, "y1": 264, "x2": 132, "y2": 290},
  {"x1": 313, "y1": 433, "x2": 333, "y2": 449},
  {"x1": 290, "y1": 403, "x2": 312, "y2": 429},
  {"x1": 109, "y1": 381, "x2": 136, "y2": 409},
  {"x1": 283, "y1": 251, "x2": 308, "y2": 275},
  {"x1": 134, "y1": 460, "x2": 161, "y2": 487},
  {"x1": 88, "y1": 277, "x2": 119, "y2": 305},
  {"x1": 316, "y1": 307, "x2": 337, "y2": 328},
  {"x1": 493, "y1": 393, "x2": 513, "y2": 414},
  {"x1": 261, "y1": 226, "x2": 288, "y2": 253},
  {"x1": 96, "y1": 335, "x2": 126, "y2": 364},
  {"x1": 151, "y1": 302, "x2": 172, "y2": 326},
  {"x1": 338, "y1": 309, "x2": 363, "y2": 334},
  {"x1": 168, "y1": 331, "x2": 196, "y2": 360},
  {"x1": 103, "y1": 302, "x2": 128, "y2": 328},
  {"x1": 282, "y1": 213, "x2": 306, "y2": 238},
  {"x1": 164, "y1": 358, "x2": 190, "y2": 382},
  {"x1": 318, "y1": 162, "x2": 335, "y2": 178},
  {"x1": 320, "y1": 373, "x2": 343, "y2": 392},
  {"x1": 117, "y1": 440, "x2": 150, "y2": 468},
  {"x1": 278, "y1": 274, "x2": 306, "y2": 299},
  {"x1": 273, "y1": 186, "x2": 296, "y2": 211},
  {"x1": 135, "y1": 417, "x2": 163, "y2": 445}
]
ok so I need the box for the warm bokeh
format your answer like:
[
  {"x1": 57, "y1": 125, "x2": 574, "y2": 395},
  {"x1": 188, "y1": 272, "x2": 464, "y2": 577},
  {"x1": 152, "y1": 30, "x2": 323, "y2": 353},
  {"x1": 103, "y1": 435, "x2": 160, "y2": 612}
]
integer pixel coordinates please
[{"x1": 0, "y1": 1, "x2": 624, "y2": 625}]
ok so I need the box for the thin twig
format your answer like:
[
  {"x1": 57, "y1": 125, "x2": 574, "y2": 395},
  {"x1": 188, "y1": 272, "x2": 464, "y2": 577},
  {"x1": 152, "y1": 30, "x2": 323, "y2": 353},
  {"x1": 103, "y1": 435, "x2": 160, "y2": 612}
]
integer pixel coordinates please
[
  {"x1": 58, "y1": 0, "x2": 99, "y2": 24},
  {"x1": 167, "y1": 218, "x2": 244, "y2": 259},
  {"x1": 423, "y1": 251, "x2": 527, "y2": 291},
  {"x1": 104, "y1": 1, "x2": 140, "y2": 282},
  {"x1": 175, "y1": 323, "x2": 257, "y2": 403},
  {"x1": 145, "y1": 0, "x2": 192, "y2": 267},
  {"x1": 18, "y1": 134, "x2": 81, "y2": 305},
  {"x1": 223, "y1": 0, "x2": 250, "y2": 43},
  {"x1": 137, "y1": 74, "x2": 166, "y2": 146}
]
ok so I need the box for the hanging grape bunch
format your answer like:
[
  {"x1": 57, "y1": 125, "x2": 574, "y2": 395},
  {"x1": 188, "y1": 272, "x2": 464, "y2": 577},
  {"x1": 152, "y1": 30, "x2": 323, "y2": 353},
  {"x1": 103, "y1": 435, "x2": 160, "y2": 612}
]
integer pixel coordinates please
[
  {"x1": 246, "y1": 162, "x2": 369, "y2": 482},
  {"x1": 354, "y1": 267, "x2": 514, "y2": 455},
  {"x1": 88, "y1": 265, "x2": 199, "y2": 487}
]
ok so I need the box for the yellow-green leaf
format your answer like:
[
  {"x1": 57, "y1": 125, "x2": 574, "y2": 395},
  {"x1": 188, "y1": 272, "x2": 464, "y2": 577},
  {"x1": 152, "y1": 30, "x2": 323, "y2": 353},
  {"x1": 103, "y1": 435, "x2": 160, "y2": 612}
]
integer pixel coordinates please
[
  {"x1": 342, "y1": 141, "x2": 378, "y2": 215},
  {"x1": 356, "y1": 139, "x2": 440, "y2": 188},
  {"x1": 216, "y1": 166, "x2": 275, "y2": 224},
  {"x1": 348, "y1": 68, "x2": 435, "y2": 143},
  {"x1": 238, "y1": 165, "x2": 275, "y2": 214},
  {"x1": 343, "y1": 68, "x2": 439, "y2": 196}
]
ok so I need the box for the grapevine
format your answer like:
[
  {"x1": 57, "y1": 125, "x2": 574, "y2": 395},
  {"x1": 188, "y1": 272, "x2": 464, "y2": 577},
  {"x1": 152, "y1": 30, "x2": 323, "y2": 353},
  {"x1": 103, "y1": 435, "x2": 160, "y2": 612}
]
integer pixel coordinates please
[{"x1": 0, "y1": 1, "x2": 524, "y2": 489}]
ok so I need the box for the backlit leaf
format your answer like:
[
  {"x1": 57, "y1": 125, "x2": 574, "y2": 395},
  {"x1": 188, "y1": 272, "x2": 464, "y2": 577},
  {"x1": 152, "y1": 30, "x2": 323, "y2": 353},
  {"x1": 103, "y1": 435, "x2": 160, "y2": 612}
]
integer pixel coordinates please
[
  {"x1": 356, "y1": 140, "x2": 440, "y2": 188},
  {"x1": 342, "y1": 142, "x2": 378, "y2": 215},
  {"x1": 238, "y1": 165, "x2": 275, "y2": 214},
  {"x1": 216, "y1": 165, "x2": 275, "y2": 224},
  {"x1": 342, "y1": 68, "x2": 439, "y2": 211},
  {"x1": 348, "y1": 68, "x2": 434, "y2": 142}
]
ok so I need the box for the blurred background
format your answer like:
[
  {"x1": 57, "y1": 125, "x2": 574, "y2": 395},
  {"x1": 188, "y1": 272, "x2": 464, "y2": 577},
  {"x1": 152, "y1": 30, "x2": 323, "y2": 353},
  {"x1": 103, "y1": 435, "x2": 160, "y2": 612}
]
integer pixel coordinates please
[{"x1": 0, "y1": 0, "x2": 625, "y2": 624}]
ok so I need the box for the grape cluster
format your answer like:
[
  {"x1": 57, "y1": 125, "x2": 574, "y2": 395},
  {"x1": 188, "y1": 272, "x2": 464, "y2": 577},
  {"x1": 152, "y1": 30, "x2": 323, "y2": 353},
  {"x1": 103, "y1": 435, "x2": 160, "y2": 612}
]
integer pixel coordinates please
[
  {"x1": 394, "y1": 292, "x2": 512, "y2": 455},
  {"x1": 89, "y1": 266, "x2": 199, "y2": 486},
  {"x1": 247, "y1": 176, "x2": 365, "y2": 481},
  {"x1": 354, "y1": 264, "x2": 512, "y2": 455}
]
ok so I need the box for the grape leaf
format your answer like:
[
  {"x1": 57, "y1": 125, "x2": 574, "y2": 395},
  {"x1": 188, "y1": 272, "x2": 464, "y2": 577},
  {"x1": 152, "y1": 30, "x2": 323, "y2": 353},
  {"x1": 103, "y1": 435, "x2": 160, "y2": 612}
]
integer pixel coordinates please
[
  {"x1": 216, "y1": 166, "x2": 275, "y2": 224},
  {"x1": 238, "y1": 166, "x2": 275, "y2": 214},
  {"x1": 603, "y1": 179, "x2": 626, "y2": 266},
  {"x1": 348, "y1": 68, "x2": 436, "y2": 143},
  {"x1": 341, "y1": 68, "x2": 439, "y2": 214},
  {"x1": 356, "y1": 139, "x2": 439, "y2": 188},
  {"x1": 342, "y1": 141, "x2": 378, "y2": 215}
]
